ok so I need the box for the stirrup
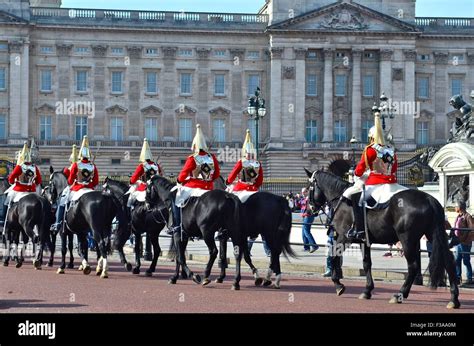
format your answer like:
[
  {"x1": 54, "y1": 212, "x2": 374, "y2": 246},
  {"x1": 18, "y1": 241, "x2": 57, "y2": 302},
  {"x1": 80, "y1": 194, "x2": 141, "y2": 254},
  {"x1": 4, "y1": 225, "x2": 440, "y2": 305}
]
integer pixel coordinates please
[{"x1": 346, "y1": 227, "x2": 365, "y2": 242}]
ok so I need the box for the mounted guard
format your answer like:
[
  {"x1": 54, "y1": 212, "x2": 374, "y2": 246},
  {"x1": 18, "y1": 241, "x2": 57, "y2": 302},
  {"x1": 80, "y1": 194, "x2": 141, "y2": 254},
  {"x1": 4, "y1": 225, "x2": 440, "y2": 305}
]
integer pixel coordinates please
[
  {"x1": 3, "y1": 141, "x2": 42, "y2": 228},
  {"x1": 51, "y1": 144, "x2": 79, "y2": 232},
  {"x1": 169, "y1": 124, "x2": 220, "y2": 234},
  {"x1": 226, "y1": 129, "x2": 263, "y2": 203},
  {"x1": 341, "y1": 111, "x2": 404, "y2": 242},
  {"x1": 128, "y1": 138, "x2": 162, "y2": 210}
]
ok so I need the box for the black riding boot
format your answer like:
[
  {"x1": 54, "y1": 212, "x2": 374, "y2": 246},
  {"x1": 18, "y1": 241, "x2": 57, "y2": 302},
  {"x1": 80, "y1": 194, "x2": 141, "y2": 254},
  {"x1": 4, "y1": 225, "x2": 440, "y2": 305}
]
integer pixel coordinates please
[
  {"x1": 168, "y1": 202, "x2": 181, "y2": 235},
  {"x1": 346, "y1": 202, "x2": 366, "y2": 243},
  {"x1": 1, "y1": 204, "x2": 7, "y2": 225}
]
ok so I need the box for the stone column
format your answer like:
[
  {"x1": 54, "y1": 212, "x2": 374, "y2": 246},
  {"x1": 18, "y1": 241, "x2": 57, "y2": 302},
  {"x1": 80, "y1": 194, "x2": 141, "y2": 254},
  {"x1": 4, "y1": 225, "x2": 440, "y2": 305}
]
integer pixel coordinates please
[
  {"x1": 229, "y1": 48, "x2": 245, "y2": 141},
  {"x1": 56, "y1": 44, "x2": 73, "y2": 139},
  {"x1": 379, "y1": 49, "x2": 393, "y2": 97},
  {"x1": 126, "y1": 46, "x2": 143, "y2": 139},
  {"x1": 269, "y1": 47, "x2": 283, "y2": 140},
  {"x1": 351, "y1": 48, "x2": 362, "y2": 141},
  {"x1": 322, "y1": 48, "x2": 334, "y2": 142},
  {"x1": 161, "y1": 47, "x2": 177, "y2": 140},
  {"x1": 433, "y1": 51, "x2": 449, "y2": 142},
  {"x1": 294, "y1": 48, "x2": 307, "y2": 142},
  {"x1": 8, "y1": 41, "x2": 24, "y2": 139},
  {"x1": 403, "y1": 49, "x2": 417, "y2": 145},
  {"x1": 20, "y1": 41, "x2": 29, "y2": 139},
  {"x1": 467, "y1": 51, "x2": 474, "y2": 105},
  {"x1": 91, "y1": 44, "x2": 108, "y2": 139},
  {"x1": 196, "y1": 48, "x2": 211, "y2": 135}
]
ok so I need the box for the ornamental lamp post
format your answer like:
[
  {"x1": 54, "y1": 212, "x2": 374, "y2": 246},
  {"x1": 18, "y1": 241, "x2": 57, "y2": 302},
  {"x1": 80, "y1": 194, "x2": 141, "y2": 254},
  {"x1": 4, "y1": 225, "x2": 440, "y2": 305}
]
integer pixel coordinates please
[
  {"x1": 349, "y1": 136, "x2": 359, "y2": 183},
  {"x1": 247, "y1": 87, "x2": 266, "y2": 160},
  {"x1": 372, "y1": 92, "x2": 396, "y2": 131}
]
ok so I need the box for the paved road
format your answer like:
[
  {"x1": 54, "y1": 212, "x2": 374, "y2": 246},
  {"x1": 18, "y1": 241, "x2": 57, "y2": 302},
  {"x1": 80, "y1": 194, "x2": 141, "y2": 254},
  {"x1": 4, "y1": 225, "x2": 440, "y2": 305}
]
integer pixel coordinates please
[{"x1": 1, "y1": 258, "x2": 473, "y2": 313}]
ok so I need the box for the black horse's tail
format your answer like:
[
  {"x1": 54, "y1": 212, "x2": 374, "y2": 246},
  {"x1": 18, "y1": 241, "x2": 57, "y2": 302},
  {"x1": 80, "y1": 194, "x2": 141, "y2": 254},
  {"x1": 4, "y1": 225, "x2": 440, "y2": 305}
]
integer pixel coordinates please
[
  {"x1": 167, "y1": 234, "x2": 177, "y2": 260},
  {"x1": 108, "y1": 194, "x2": 128, "y2": 254},
  {"x1": 427, "y1": 196, "x2": 452, "y2": 288},
  {"x1": 279, "y1": 200, "x2": 298, "y2": 260}
]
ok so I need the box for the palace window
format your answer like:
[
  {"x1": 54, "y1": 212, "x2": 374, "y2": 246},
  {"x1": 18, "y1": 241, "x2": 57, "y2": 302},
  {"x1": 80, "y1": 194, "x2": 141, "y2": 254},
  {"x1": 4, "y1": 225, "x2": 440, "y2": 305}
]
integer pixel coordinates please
[
  {"x1": 214, "y1": 49, "x2": 226, "y2": 57},
  {"x1": 0, "y1": 114, "x2": 6, "y2": 139},
  {"x1": 111, "y1": 47, "x2": 124, "y2": 55},
  {"x1": 76, "y1": 70, "x2": 87, "y2": 92},
  {"x1": 146, "y1": 72, "x2": 158, "y2": 94},
  {"x1": 305, "y1": 120, "x2": 318, "y2": 143},
  {"x1": 307, "y1": 51, "x2": 317, "y2": 59},
  {"x1": 307, "y1": 74, "x2": 317, "y2": 96},
  {"x1": 145, "y1": 118, "x2": 158, "y2": 141},
  {"x1": 178, "y1": 49, "x2": 193, "y2": 57},
  {"x1": 212, "y1": 119, "x2": 226, "y2": 142},
  {"x1": 335, "y1": 75, "x2": 346, "y2": 97},
  {"x1": 179, "y1": 118, "x2": 192, "y2": 141},
  {"x1": 247, "y1": 51, "x2": 260, "y2": 59},
  {"x1": 180, "y1": 73, "x2": 192, "y2": 95},
  {"x1": 363, "y1": 76, "x2": 374, "y2": 97},
  {"x1": 40, "y1": 46, "x2": 54, "y2": 54},
  {"x1": 247, "y1": 74, "x2": 260, "y2": 96},
  {"x1": 40, "y1": 69, "x2": 52, "y2": 92},
  {"x1": 110, "y1": 117, "x2": 123, "y2": 141},
  {"x1": 39, "y1": 115, "x2": 52, "y2": 140},
  {"x1": 451, "y1": 78, "x2": 463, "y2": 96},
  {"x1": 416, "y1": 122, "x2": 429, "y2": 145},
  {"x1": 111, "y1": 71, "x2": 123, "y2": 93},
  {"x1": 214, "y1": 74, "x2": 225, "y2": 96},
  {"x1": 75, "y1": 117, "x2": 88, "y2": 141},
  {"x1": 417, "y1": 77, "x2": 429, "y2": 99},
  {"x1": 334, "y1": 120, "x2": 347, "y2": 143},
  {"x1": 0, "y1": 68, "x2": 6, "y2": 90},
  {"x1": 361, "y1": 120, "x2": 374, "y2": 141},
  {"x1": 145, "y1": 48, "x2": 159, "y2": 56},
  {"x1": 74, "y1": 47, "x2": 89, "y2": 54}
]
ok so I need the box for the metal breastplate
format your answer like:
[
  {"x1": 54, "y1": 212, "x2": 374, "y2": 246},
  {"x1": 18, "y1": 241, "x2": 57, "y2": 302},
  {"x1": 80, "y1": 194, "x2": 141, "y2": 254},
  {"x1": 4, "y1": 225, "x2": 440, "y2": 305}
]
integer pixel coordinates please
[
  {"x1": 371, "y1": 144, "x2": 395, "y2": 175},
  {"x1": 240, "y1": 159, "x2": 260, "y2": 184},
  {"x1": 192, "y1": 154, "x2": 215, "y2": 182},
  {"x1": 17, "y1": 164, "x2": 36, "y2": 185},
  {"x1": 143, "y1": 162, "x2": 159, "y2": 180},
  {"x1": 77, "y1": 161, "x2": 94, "y2": 184}
]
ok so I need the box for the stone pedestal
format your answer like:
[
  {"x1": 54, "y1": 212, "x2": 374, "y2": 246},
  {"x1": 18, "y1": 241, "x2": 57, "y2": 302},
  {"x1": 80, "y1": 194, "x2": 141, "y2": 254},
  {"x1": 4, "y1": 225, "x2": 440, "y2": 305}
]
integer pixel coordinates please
[{"x1": 428, "y1": 142, "x2": 474, "y2": 213}]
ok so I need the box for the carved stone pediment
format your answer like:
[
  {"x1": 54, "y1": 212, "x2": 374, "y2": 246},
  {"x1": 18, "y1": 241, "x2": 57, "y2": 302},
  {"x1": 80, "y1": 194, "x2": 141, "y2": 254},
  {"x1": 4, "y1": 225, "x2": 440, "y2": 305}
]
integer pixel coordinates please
[
  {"x1": 127, "y1": 46, "x2": 143, "y2": 59},
  {"x1": 175, "y1": 105, "x2": 197, "y2": 115},
  {"x1": 283, "y1": 66, "x2": 295, "y2": 79},
  {"x1": 209, "y1": 107, "x2": 231, "y2": 116},
  {"x1": 56, "y1": 44, "x2": 73, "y2": 57},
  {"x1": 305, "y1": 106, "x2": 322, "y2": 117},
  {"x1": 0, "y1": 11, "x2": 28, "y2": 24},
  {"x1": 141, "y1": 105, "x2": 162, "y2": 115},
  {"x1": 105, "y1": 104, "x2": 128, "y2": 114},
  {"x1": 267, "y1": 1, "x2": 419, "y2": 33},
  {"x1": 392, "y1": 68, "x2": 404, "y2": 81},
  {"x1": 92, "y1": 44, "x2": 108, "y2": 58},
  {"x1": 35, "y1": 103, "x2": 56, "y2": 113}
]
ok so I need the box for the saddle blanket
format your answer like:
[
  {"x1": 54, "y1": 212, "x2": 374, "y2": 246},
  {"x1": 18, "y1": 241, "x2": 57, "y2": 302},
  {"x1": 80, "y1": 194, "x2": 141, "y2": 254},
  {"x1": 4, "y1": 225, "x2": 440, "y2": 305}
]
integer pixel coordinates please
[
  {"x1": 12, "y1": 192, "x2": 32, "y2": 203},
  {"x1": 173, "y1": 185, "x2": 208, "y2": 207},
  {"x1": 71, "y1": 188, "x2": 95, "y2": 202},
  {"x1": 231, "y1": 190, "x2": 257, "y2": 203},
  {"x1": 360, "y1": 183, "x2": 408, "y2": 209},
  {"x1": 132, "y1": 190, "x2": 146, "y2": 203}
]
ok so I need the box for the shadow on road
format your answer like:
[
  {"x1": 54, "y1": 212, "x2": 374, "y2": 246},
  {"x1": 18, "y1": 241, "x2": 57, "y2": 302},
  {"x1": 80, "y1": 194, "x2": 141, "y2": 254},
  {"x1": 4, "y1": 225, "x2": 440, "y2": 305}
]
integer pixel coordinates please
[{"x1": 0, "y1": 299, "x2": 86, "y2": 310}]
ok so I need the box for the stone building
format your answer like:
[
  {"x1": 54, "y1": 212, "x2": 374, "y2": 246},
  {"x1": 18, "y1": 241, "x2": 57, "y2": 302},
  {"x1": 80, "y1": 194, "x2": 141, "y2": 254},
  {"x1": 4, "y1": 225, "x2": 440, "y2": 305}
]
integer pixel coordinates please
[{"x1": 0, "y1": 0, "x2": 473, "y2": 178}]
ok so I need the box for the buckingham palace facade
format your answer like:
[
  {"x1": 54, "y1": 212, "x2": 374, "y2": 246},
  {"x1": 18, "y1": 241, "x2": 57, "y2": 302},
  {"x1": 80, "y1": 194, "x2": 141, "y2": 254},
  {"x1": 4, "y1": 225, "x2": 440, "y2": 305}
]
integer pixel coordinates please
[{"x1": 0, "y1": 0, "x2": 473, "y2": 177}]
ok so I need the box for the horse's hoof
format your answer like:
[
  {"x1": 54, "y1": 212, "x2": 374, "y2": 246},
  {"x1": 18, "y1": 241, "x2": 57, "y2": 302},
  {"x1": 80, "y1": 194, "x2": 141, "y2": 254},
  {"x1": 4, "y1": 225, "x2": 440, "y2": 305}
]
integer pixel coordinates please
[
  {"x1": 389, "y1": 294, "x2": 403, "y2": 304},
  {"x1": 35, "y1": 266, "x2": 42, "y2": 271},
  {"x1": 447, "y1": 301, "x2": 460, "y2": 309},
  {"x1": 192, "y1": 274, "x2": 202, "y2": 285},
  {"x1": 215, "y1": 278, "x2": 224, "y2": 284},
  {"x1": 145, "y1": 271, "x2": 152, "y2": 277},
  {"x1": 272, "y1": 284, "x2": 281, "y2": 290},
  {"x1": 78, "y1": 265, "x2": 84, "y2": 271},
  {"x1": 255, "y1": 278, "x2": 263, "y2": 286},
  {"x1": 47, "y1": 261, "x2": 54, "y2": 267},
  {"x1": 83, "y1": 265, "x2": 91, "y2": 275},
  {"x1": 3, "y1": 262, "x2": 8, "y2": 267},
  {"x1": 96, "y1": 269, "x2": 102, "y2": 276},
  {"x1": 202, "y1": 278, "x2": 211, "y2": 286},
  {"x1": 33, "y1": 260, "x2": 41, "y2": 269},
  {"x1": 67, "y1": 263, "x2": 74, "y2": 269},
  {"x1": 100, "y1": 272, "x2": 108, "y2": 279},
  {"x1": 57, "y1": 268, "x2": 65, "y2": 274},
  {"x1": 16, "y1": 262, "x2": 23, "y2": 269},
  {"x1": 132, "y1": 267, "x2": 140, "y2": 275},
  {"x1": 263, "y1": 279, "x2": 272, "y2": 287},
  {"x1": 231, "y1": 284, "x2": 240, "y2": 291},
  {"x1": 336, "y1": 285, "x2": 346, "y2": 296},
  {"x1": 125, "y1": 263, "x2": 132, "y2": 272},
  {"x1": 359, "y1": 292, "x2": 371, "y2": 300},
  {"x1": 181, "y1": 272, "x2": 188, "y2": 280},
  {"x1": 168, "y1": 278, "x2": 177, "y2": 285}
]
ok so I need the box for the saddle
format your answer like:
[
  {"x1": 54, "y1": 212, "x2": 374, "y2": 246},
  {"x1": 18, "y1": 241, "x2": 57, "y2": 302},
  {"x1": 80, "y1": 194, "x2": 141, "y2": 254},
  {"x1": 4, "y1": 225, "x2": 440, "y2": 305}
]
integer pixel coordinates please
[{"x1": 359, "y1": 184, "x2": 408, "y2": 210}]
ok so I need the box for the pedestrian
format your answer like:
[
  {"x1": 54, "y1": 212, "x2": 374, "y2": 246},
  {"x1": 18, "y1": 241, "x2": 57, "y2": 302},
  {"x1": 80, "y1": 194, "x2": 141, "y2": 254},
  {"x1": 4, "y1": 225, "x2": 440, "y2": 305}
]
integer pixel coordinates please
[
  {"x1": 323, "y1": 204, "x2": 333, "y2": 277},
  {"x1": 300, "y1": 187, "x2": 318, "y2": 253},
  {"x1": 453, "y1": 200, "x2": 474, "y2": 286}
]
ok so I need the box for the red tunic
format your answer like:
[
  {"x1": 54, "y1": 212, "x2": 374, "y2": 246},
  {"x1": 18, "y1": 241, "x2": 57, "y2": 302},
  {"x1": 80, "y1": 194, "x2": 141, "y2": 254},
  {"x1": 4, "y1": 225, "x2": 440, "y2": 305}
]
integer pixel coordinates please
[
  {"x1": 226, "y1": 159, "x2": 263, "y2": 192},
  {"x1": 8, "y1": 164, "x2": 42, "y2": 192},
  {"x1": 177, "y1": 152, "x2": 220, "y2": 190},
  {"x1": 354, "y1": 146, "x2": 398, "y2": 185},
  {"x1": 63, "y1": 167, "x2": 71, "y2": 179},
  {"x1": 68, "y1": 159, "x2": 99, "y2": 191},
  {"x1": 130, "y1": 162, "x2": 162, "y2": 192}
]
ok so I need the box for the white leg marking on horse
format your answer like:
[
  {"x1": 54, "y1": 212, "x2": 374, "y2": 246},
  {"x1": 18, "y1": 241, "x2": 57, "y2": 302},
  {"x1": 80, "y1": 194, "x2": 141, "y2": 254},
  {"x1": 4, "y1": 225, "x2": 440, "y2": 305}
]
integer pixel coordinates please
[
  {"x1": 266, "y1": 268, "x2": 272, "y2": 281},
  {"x1": 275, "y1": 274, "x2": 282, "y2": 288},
  {"x1": 253, "y1": 269, "x2": 260, "y2": 279}
]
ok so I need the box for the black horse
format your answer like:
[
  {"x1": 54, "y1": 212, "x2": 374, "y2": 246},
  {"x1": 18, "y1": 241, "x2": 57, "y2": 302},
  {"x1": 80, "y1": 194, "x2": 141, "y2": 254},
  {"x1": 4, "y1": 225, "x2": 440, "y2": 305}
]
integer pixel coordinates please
[
  {"x1": 3, "y1": 191, "x2": 54, "y2": 270},
  {"x1": 103, "y1": 177, "x2": 167, "y2": 276},
  {"x1": 55, "y1": 177, "x2": 127, "y2": 278},
  {"x1": 43, "y1": 168, "x2": 75, "y2": 270},
  {"x1": 305, "y1": 169, "x2": 460, "y2": 309},
  {"x1": 214, "y1": 177, "x2": 295, "y2": 288},
  {"x1": 147, "y1": 176, "x2": 246, "y2": 290}
]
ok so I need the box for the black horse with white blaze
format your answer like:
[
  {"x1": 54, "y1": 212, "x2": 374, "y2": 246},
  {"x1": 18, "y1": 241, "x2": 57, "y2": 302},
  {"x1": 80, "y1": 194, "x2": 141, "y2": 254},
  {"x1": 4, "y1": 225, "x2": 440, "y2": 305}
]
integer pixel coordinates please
[
  {"x1": 146, "y1": 175, "x2": 246, "y2": 290},
  {"x1": 305, "y1": 169, "x2": 460, "y2": 309}
]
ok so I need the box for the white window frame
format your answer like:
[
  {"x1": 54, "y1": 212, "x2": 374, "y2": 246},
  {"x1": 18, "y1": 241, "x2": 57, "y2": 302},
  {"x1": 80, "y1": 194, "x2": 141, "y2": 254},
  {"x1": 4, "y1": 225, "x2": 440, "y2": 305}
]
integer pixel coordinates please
[
  {"x1": 145, "y1": 118, "x2": 158, "y2": 141},
  {"x1": 307, "y1": 74, "x2": 317, "y2": 96},
  {"x1": 110, "y1": 117, "x2": 124, "y2": 141},
  {"x1": 145, "y1": 71, "x2": 158, "y2": 94},
  {"x1": 212, "y1": 119, "x2": 226, "y2": 142},
  {"x1": 247, "y1": 74, "x2": 260, "y2": 97},
  {"x1": 111, "y1": 71, "x2": 124, "y2": 94},
  {"x1": 39, "y1": 115, "x2": 52, "y2": 140},
  {"x1": 0, "y1": 67, "x2": 6, "y2": 90},
  {"x1": 40, "y1": 69, "x2": 53, "y2": 93},
  {"x1": 76, "y1": 70, "x2": 88, "y2": 93},
  {"x1": 363, "y1": 75, "x2": 374, "y2": 97},
  {"x1": 335, "y1": 75, "x2": 347, "y2": 97},
  {"x1": 75, "y1": 116, "x2": 88, "y2": 140},
  {"x1": 305, "y1": 120, "x2": 318, "y2": 143},
  {"x1": 214, "y1": 74, "x2": 226, "y2": 96},
  {"x1": 179, "y1": 118, "x2": 192, "y2": 141},
  {"x1": 180, "y1": 73, "x2": 192, "y2": 95}
]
